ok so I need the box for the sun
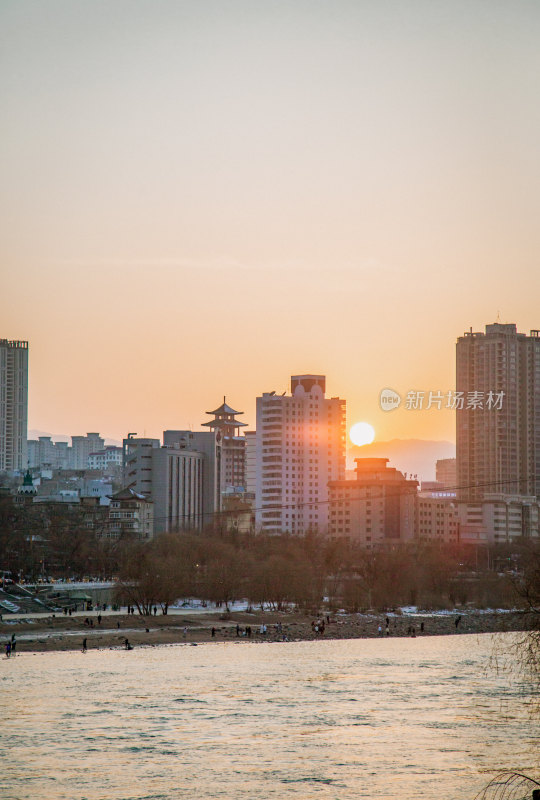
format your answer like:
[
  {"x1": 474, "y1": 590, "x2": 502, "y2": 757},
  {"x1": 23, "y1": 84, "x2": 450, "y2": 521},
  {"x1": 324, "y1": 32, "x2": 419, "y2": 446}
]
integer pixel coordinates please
[{"x1": 349, "y1": 421, "x2": 375, "y2": 447}]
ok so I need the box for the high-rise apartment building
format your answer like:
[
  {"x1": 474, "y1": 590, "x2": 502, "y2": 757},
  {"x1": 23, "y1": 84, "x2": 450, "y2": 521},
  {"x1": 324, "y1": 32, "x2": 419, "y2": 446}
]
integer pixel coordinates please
[
  {"x1": 0, "y1": 339, "x2": 28, "y2": 472},
  {"x1": 255, "y1": 374, "x2": 346, "y2": 534},
  {"x1": 456, "y1": 323, "x2": 540, "y2": 502},
  {"x1": 244, "y1": 431, "x2": 256, "y2": 496},
  {"x1": 435, "y1": 458, "x2": 456, "y2": 489},
  {"x1": 27, "y1": 436, "x2": 70, "y2": 471},
  {"x1": 163, "y1": 430, "x2": 222, "y2": 521},
  {"x1": 71, "y1": 433, "x2": 105, "y2": 470}
]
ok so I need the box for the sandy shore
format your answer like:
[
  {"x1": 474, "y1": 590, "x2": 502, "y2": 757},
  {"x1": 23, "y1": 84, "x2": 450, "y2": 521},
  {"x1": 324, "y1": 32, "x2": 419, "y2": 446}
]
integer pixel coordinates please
[{"x1": 0, "y1": 608, "x2": 532, "y2": 654}]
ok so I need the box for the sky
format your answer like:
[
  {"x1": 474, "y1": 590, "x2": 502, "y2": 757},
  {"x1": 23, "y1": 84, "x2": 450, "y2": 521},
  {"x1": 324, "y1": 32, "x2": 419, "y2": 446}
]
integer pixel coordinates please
[{"x1": 2, "y1": 0, "x2": 540, "y2": 444}]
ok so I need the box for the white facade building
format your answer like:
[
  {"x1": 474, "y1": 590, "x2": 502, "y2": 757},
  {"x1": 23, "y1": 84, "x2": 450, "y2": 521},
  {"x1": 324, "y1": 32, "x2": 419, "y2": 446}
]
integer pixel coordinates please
[
  {"x1": 88, "y1": 446, "x2": 123, "y2": 471},
  {"x1": 255, "y1": 375, "x2": 346, "y2": 534},
  {"x1": 27, "y1": 436, "x2": 70, "y2": 470},
  {"x1": 0, "y1": 339, "x2": 28, "y2": 472}
]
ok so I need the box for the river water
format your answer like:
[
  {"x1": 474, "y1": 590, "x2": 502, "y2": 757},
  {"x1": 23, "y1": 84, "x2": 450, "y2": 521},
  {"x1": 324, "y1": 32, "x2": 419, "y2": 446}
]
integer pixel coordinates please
[{"x1": 2, "y1": 633, "x2": 539, "y2": 800}]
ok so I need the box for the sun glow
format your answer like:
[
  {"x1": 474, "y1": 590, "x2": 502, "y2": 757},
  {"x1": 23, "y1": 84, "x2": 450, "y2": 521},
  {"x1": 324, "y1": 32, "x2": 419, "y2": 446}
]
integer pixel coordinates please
[{"x1": 349, "y1": 422, "x2": 375, "y2": 447}]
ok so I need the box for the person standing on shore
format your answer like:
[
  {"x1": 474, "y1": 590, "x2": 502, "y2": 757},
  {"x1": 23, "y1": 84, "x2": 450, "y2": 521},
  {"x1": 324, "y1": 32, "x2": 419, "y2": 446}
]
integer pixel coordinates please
[
  {"x1": 10, "y1": 635, "x2": 16, "y2": 656},
  {"x1": 82, "y1": 638, "x2": 87, "y2": 653}
]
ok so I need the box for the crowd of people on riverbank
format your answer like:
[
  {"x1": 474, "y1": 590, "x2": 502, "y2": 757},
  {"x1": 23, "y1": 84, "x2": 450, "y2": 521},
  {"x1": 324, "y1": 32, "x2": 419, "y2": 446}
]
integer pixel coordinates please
[{"x1": 1, "y1": 607, "x2": 529, "y2": 657}]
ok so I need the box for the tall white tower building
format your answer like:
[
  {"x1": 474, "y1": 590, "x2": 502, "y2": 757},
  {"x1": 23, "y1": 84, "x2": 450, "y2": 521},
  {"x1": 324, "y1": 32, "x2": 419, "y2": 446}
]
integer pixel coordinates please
[
  {"x1": 0, "y1": 339, "x2": 28, "y2": 472},
  {"x1": 255, "y1": 375, "x2": 346, "y2": 534}
]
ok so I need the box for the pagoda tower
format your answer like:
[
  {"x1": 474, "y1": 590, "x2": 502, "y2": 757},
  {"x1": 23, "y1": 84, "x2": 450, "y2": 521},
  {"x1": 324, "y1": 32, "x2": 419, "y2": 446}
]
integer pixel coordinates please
[
  {"x1": 202, "y1": 398, "x2": 247, "y2": 491},
  {"x1": 17, "y1": 469, "x2": 37, "y2": 504}
]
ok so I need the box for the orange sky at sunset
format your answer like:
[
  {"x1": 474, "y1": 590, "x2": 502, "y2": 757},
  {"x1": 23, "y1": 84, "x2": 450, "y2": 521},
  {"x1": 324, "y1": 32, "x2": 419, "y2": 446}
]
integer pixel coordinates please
[{"x1": 2, "y1": 1, "x2": 540, "y2": 443}]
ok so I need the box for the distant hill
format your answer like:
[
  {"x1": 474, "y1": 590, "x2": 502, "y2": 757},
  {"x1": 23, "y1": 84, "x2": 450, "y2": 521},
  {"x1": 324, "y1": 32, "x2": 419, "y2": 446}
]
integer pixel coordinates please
[
  {"x1": 28, "y1": 430, "x2": 121, "y2": 447},
  {"x1": 347, "y1": 439, "x2": 455, "y2": 482}
]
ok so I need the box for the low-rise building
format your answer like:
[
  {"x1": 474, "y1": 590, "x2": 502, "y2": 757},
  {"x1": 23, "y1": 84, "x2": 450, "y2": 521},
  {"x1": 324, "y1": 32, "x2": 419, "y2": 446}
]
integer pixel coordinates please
[
  {"x1": 416, "y1": 493, "x2": 459, "y2": 544},
  {"x1": 328, "y1": 458, "x2": 417, "y2": 547},
  {"x1": 88, "y1": 446, "x2": 123, "y2": 471},
  {"x1": 458, "y1": 494, "x2": 540, "y2": 544},
  {"x1": 107, "y1": 487, "x2": 154, "y2": 540}
]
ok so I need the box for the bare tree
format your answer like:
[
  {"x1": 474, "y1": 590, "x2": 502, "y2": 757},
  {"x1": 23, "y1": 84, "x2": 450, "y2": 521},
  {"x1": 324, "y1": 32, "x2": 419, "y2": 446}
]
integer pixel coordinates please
[{"x1": 509, "y1": 540, "x2": 540, "y2": 688}]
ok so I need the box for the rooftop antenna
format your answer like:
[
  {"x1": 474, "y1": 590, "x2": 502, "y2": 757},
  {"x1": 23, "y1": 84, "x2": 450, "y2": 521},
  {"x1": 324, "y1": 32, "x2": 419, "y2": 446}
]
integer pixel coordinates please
[{"x1": 496, "y1": 309, "x2": 501, "y2": 323}]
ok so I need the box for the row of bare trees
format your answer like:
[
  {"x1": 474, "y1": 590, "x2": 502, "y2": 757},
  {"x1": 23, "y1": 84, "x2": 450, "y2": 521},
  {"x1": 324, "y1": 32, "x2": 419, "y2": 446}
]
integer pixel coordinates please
[
  {"x1": 0, "y1": 499, "x2": 121, "y2": 580},
  {"x1": 113, "y1": 528, "x2": 527, "y2": 615},
  {"x1": 2, "y1": 495, "x2": 536, "y2": 627}
]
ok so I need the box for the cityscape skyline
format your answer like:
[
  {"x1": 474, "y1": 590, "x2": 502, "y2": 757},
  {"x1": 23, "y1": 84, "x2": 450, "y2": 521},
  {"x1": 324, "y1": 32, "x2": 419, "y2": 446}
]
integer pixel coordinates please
[
  {"x1": 12, "y1": 321, "x2": 540, "y2": 488},
  {"x1": 2, "y1": 4, "x2": 539, "y2": 795},
  {"x1": 18, "y1": 322, "x2": 535, "y2": 447},
  {"x1": 2, "y1": 1, "x2": 540, "y2": 443}
]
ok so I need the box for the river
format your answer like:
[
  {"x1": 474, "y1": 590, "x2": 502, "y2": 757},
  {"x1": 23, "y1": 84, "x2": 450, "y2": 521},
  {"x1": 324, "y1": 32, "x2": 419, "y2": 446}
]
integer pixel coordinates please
[{"x1": 2, "y1": 633, "x2": 539, "y2": 800}]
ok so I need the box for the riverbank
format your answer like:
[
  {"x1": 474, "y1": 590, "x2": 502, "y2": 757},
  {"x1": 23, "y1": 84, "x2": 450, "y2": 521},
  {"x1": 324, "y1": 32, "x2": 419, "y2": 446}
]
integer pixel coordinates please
[{"x1": 0, "y1": 608, "x2": 532, "y2": 654}]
